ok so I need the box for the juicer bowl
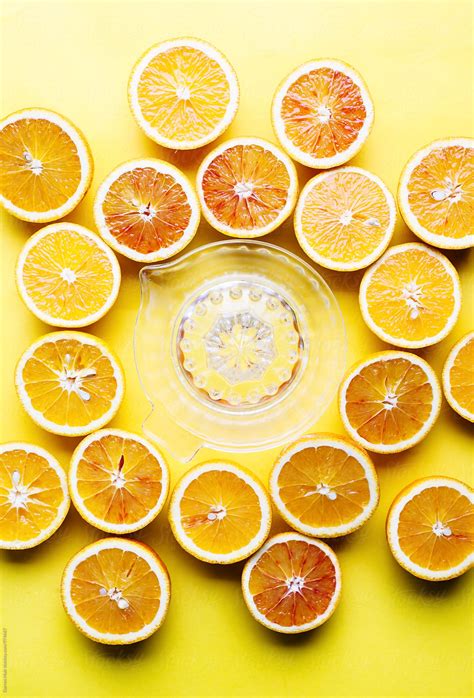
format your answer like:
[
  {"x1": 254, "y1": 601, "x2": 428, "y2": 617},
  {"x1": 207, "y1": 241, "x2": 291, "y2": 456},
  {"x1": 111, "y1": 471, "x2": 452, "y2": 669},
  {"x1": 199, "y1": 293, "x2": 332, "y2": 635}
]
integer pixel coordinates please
[{"x1": 134, "y1": 240, "x2": 346, "y2": 461}]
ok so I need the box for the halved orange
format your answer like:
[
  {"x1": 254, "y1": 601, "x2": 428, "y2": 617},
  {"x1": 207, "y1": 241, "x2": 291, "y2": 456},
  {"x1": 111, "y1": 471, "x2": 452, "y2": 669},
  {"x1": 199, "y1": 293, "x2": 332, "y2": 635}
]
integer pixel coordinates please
[
  {"x1": 61, "y1": 537, "x2": 170, "y2": 644},
  {"x1": 94, "y1": 158, "x2": 200, "y2": 262},
  {"x1": 398, "y1": 138, "x2": 474, "y2": 249},
  {"x1": 128, "y1": 37, "x2": 239, "y2": 150},
  {"x1": 442, "y1": 331, "x2": 474, "y2": 422},
  {"x1": 386, "y1": 477, "x2": 474, "y2": 581},
  {"x1": 0, "y1": 108, "x2": 93, "y2": 222},
  {"x1": 360, "y1": 242, "x2": 461, "y2": 348},
  {"x1": 16, "y1": 223, "x2": 121, "y2": 328},
  {"x1": 0, "y1": 442, "x2": 69, "y2": 549},
  {"x1": 294, "y1": 167, "x2": 396, "y2": 271},
  {"x1": 272, "y1": 59, "x2": 374, "y2": 169},
  {"x1": 69, "y1": 428, "x2": 169, "y2": 534},
  {"x1": 339, "y1": 351, "x2": 441, "y2": 454},
  {"x1": 168, "y1": 461, "x2": 272, "y2": 564},
  {"x1": 196, "y1": 137, "x2": 298, "y2": 237},
  {"x1": 270, "y1": 433, "x2": 379, "y2": 537},
  {"x1": 241, "y1": 532, "x2": 341, "y2": 633},
  {"x1": 15, "y1": 331, "x2": 124, "y2": 436}
]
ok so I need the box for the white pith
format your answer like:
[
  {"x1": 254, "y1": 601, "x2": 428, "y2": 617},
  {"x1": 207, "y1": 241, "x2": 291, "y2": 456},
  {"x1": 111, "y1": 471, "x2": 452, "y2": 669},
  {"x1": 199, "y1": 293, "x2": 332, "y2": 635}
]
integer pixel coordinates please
[
  {"x1": 398, "y1": 138, "x2": 474, "y2": 250},
  {"x1": 93, "y1": 158, "x2": 200, "y2": 262},
  {"x1": 242, "y1": 531, "x2": 342, "y2": 633},
  {"x1": 339, "y1": 351, "x2": 442, "y2": 454},
  {"x1": 15, "y1": 331, "x2": 124, "y2": 436},
  {"x1": 387, "y1": 478, "x2": 474, "y2": 581},
  {"x1": 294, "y1": 166, "x2": 396, "y2": 271},
  {"x1": 16, "y1": 223, "x2": 121, "y2": 328},
  {"x1": 442, "y1": 331, "x2": 474, "y2": 422},
  {"x1": 169, "y1": 461, "x2": 271, "y2": 563},
  {"x1": 0, "y1": 443, "x2": 70, "y2": 550},
  {"x1": 0, "y1": 109, "x2": 92, "y2": 222},
  {"x1": 128, "y1": 37, "x2": 239, "y2": 150},
  {"x1": 359, "y1": 243, "x2": 461, "y2": 348},
  {"x1": 272, "y1": 59, "x2": 374, "y2": 169},
  {"x1": 62, "y1": 538, "x2": 170, "y2": 643},
  {"x1": 196, "y1": 137, "x2": 299, "y2": 238},
  {"x1": 270, "y1": 435, "x2": 379, "y2": 537},
  {"x1": 69, "y1": 428, "x2": 170, "y2": 534}
]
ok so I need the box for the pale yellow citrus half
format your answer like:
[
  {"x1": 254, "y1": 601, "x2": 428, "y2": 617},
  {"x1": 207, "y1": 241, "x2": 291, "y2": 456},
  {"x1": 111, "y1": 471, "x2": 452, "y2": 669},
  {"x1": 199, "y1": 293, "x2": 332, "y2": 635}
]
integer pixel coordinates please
[
  {"x1": 294, "y1": 167, "x2": 396, "y2": 270},
  {"x1": 128, "y1": 37, "x2": 239, "y2": 150},
  {"x1": 16, "y1": 223, "x2": 121, "y2": 328}
]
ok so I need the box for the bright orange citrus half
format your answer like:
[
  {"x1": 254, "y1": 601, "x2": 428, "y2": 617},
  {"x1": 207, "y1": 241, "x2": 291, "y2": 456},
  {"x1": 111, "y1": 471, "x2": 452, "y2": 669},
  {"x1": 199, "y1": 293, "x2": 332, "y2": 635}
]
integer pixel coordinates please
[
  {"x1": 16, "y1": 223, "x2": 121, "y2": 328},
  {"x1": 0, "y1": 443, "x2": 69, "y2": 549},
  {"x1": 272, "y1": 59, "x2": 374, "y2": 169},
  {"x1": 386, "y1": 477, "x2": 474, "y2": 581},
  {"x1": 398, "y1": 138, "x2": 474, "y2": 249},
  {"x1": 339, "y1": 351, "x2": 441, "y2": 454},
  {"x1": 69, "y1": 429, "x2": 169, "y2": 534},
  {"x1": 196, "y1": 137, "x2": 298, "y2": 237},
  {"x1": 94, "y1": 158, "x2": 200, "y2": 262},
  {"x1": 169, "y1": 461, "x2": 272, "y2": 564},
  {"x1": 270, "y1": 433, "x2": 379, "y2": 537},
  {"x1": 15, "y1": 331, "x2": 124, "y2": 436},
  {"x1": 442, "y1": 331, "x2": 474, "y2": 422},
  {"x1": 61, "y1": 537, "x2": 170, "y2": 644},
  {"x1": 128, "y1": 37, "x2": 239, "y2": 150},
  {"x1": 359, "y1": 242, "x2": 461, "y2": 348},
  {"x1": 0, "y1": 108, "x2": 93, "y2": 222},
  {"x1": 242, "y1": 532, "x2": 341, "y2": 633},
  {"x1": 294, "y1": 167, "x2": 396, "y2": 271}
]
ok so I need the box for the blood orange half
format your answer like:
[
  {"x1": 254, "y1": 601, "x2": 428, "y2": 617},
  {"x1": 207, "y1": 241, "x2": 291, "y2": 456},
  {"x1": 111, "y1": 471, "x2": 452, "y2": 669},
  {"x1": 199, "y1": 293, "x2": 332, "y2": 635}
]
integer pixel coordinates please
[
  {"x1": 242, "y1": 532, "x2": 341, "y2": 633},
  {"x1": 94, "y1": 158, "x2": 200, "y2": 262}
]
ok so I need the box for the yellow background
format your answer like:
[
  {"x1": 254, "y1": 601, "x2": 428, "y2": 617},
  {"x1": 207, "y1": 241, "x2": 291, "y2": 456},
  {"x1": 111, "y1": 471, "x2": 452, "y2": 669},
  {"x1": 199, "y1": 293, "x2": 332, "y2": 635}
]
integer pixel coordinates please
[{"x1": 1, "y1": 1, "x2": 473, "y2": 696}]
